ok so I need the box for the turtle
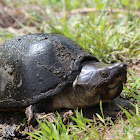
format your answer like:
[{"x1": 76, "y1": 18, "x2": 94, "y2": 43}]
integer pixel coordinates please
[{"x1": 0, "y1": 33, "x2": 127, "y2": 122}]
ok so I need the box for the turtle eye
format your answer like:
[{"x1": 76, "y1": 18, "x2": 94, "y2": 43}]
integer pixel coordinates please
[{"x1": 100, "y1": 70, "x2": 109, "y2": 78}]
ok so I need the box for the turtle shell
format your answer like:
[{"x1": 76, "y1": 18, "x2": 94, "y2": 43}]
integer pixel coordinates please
[{"x1": 0, "y1": 33, "x2": 98, "y2": 110}]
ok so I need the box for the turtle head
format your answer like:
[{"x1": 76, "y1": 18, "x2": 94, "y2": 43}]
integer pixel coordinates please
[{"x1": 73, "y1": 62, "x2": 127, "y2": 107}]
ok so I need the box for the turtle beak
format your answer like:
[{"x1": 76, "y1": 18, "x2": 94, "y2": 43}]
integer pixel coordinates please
[
  {"x1": 100, "y1": 62, "x2": 127, "y2": 101},
  {"x1": 119, "y1": 63, "x2": 127, "y2": 83}
]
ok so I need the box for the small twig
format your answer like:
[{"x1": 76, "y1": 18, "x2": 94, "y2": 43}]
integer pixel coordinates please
[{"x1": 69, "y1": 8, "x2": 140, "y2": 16}]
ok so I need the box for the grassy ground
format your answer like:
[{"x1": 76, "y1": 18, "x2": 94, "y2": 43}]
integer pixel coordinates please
[{"x1": 0, "y1": 0, "x2": 140, "y2": 139}]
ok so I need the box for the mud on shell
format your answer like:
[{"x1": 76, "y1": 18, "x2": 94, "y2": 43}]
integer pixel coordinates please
[{"x1": 0, "y1": 33, "x2": 127, "y2": 117}]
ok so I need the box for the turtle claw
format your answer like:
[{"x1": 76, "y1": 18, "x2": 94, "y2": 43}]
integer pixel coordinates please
[
  {"x1": 62, "y1": 110, "x2": 73, "y2": 123},
  {"x1": 35, "y1": 112, "x2": 56, "y2": 123},
  {"x1": 35, "y1": 110, "x2": 74, "y2": 124},
  {"x1": 25, "y1": 105, "x2": 34, "y2": 125}
]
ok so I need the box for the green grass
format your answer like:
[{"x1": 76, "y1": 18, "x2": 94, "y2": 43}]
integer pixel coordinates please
[
  {"x1": 1, "y1": 0, "x2": 140, "y2": 139},
  {"x1": 123, "y1": 70, "x2": 140, "y2": 100},
  {"x1": 27, "y1": 109, "x2": 104, "y2": 140},
  {"x1": 27, "y1": 95, "x2": 140, "y2": 139},
  {"x1": 2, "y1": 0, "x2": 140, "y2": 62},
  {"x1": 111, "y1": 70, "x2": 140, "y2": 140},
  {"x1": 110, "y1": 104, "x2": 140, "y2": 140}
]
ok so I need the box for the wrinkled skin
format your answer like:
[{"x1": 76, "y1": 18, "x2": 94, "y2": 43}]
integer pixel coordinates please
[
  {"x1": 73, "y1": 62, "x2": 127, "y2": 106},
  {"x1": 0, "y1": 33, "x2": 127, "y2": 117},
  {"x1": 52, "y1": 62, "x2": 127, "y2": 109}
]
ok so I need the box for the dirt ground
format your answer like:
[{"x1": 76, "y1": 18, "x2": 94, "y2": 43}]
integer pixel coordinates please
[
  {"x1": 0, "y1": 96, "x2": 133, "y2": 139},
  {"x1": 0, "y1": 1, "x2": 139, "y2": 139}
]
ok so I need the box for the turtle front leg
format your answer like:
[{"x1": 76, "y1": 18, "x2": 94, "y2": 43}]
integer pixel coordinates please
[{"x1": 25, "y1": 105, "x2": 34, "y2": 125}]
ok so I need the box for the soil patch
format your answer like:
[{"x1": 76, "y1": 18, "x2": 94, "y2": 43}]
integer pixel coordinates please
[{"x1": 0, "y1": 96, "x2": 133, "y2": 139}]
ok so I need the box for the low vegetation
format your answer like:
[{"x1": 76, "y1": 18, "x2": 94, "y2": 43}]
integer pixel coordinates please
[{"x1": 1, "y1": 0, "x2": 140, "y2": 139}]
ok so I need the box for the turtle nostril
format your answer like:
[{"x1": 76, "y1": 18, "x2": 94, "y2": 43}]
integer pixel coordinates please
[{"x1": 120, "y1": 63, "x2": 127, "y2": 70}]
